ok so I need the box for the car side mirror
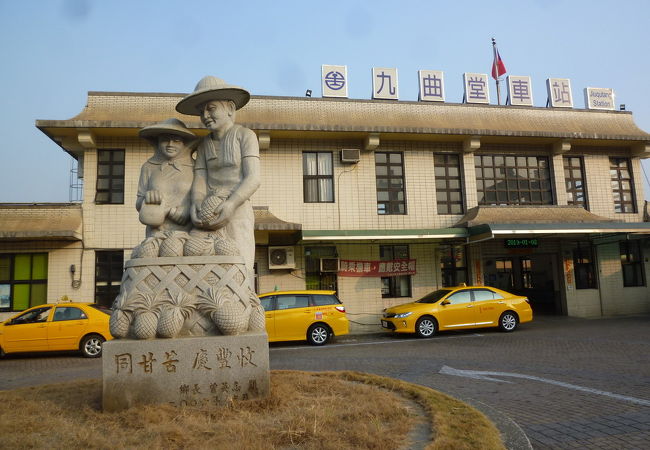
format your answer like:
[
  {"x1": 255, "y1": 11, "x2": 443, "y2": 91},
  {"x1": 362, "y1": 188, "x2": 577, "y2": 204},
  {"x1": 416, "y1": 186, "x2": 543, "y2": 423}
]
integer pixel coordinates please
[{"x1": 440, "y1": 300, "x2": 450, "y2": 306}]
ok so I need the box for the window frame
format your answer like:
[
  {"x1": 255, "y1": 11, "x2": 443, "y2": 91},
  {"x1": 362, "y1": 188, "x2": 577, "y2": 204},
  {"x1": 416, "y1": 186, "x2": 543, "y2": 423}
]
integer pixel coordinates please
[
  {"x1": 375, "y1": 152, "x2": 407, "y2": 215},
  {"x1": 439, "y1": 246, "x2": 468, "y2": 287},
  {"x1": 380, "y1": 245, "x2": 411, "y2": 298},
  {"x1": 0, "y1": 253, "x2": 48, "y2": 312},
  {"x1": 620, "y1": 241, "x2": 645, "y2": 287},
  {"x1": 434, "y1": 153, "x2": 464, "y2": 215},
  {"x1": 302, "y1": 151, "x2": 335, "y2": 203},
  {"x1": 475, "y1": 154, "x2": 553, "y2": 206},
  {"x1": 94, "y1": 250, "x2": 124, "y2": 307},
  {"x1": 573, "y1": 243, "x2": 597, "y2": 289},
  {"x1": 563, "y1": 156, "x2": 588, "y2": 209},
  {"x1": 609, "y1": 157, "x2": 637, "y2": 213},
  {"x1": 95, "y1": 149, "x2": 125, "y2": 205}
]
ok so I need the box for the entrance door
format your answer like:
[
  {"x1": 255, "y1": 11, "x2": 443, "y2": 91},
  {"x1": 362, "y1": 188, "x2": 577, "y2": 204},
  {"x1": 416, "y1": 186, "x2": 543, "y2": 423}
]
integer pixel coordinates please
[{"x1": 485, "y1": 254, "x2": 562, "y2": 315}]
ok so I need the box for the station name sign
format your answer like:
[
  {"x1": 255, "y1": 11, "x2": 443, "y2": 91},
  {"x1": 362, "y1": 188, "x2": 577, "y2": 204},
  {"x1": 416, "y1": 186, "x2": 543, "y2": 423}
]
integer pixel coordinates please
[{"x1": 321, "y1": 65, "x2": 615, "y2": 110}]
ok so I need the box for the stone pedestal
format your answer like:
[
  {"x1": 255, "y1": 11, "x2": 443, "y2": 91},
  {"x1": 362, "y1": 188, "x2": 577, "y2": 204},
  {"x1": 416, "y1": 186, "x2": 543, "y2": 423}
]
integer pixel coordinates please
[{"x1": 102, "y1": 332, "x2": 269, "y2": 412}]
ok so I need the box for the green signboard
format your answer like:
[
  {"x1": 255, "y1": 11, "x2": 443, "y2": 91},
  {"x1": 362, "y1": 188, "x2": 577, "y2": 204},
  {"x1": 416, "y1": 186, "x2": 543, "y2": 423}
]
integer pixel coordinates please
[{"x1": 504, "y1": 238, "x2": 539, "y2": 249}]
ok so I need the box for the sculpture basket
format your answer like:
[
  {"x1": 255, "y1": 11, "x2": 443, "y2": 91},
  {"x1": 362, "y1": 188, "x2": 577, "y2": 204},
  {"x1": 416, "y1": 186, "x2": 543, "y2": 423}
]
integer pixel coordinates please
[{"x1": 114, "y1": 256, "x2": 257, "y2": 338}]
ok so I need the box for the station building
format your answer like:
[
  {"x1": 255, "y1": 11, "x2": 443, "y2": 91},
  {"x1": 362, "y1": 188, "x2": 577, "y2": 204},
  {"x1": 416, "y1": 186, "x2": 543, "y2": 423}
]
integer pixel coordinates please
[{"x1": 1, "y1": 90, "x2": 650, "y2": 332}]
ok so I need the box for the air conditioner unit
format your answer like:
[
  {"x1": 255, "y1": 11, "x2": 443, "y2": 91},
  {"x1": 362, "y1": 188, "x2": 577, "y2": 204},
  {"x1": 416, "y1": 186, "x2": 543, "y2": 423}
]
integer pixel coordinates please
[
  {"x1": 268, "y1": 246, "x2": 296, "y2": 270},
  {"x1": 340, "y1": 149, "x2": 360, "y2": 164},
  {"x1": 320, "y1": 258, "x2": 340, "y2": 273}
]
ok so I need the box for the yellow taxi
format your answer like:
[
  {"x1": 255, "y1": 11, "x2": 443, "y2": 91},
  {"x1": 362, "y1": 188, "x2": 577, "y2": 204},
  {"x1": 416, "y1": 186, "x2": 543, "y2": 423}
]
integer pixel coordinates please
[
  {"x1": 258, "y1": 290, "x2": 349, "y2": 345},
  {"x1": 0, "y1": 302, "x2": 113, "y2": 358},
  {"x1": 381, "y1": 285, "x2": 533, "y2": 338}
]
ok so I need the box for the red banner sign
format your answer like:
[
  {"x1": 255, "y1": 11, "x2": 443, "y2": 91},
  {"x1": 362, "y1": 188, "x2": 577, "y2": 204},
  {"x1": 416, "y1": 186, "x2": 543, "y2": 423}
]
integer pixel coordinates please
[{"x1": 338, "y1": 259, "x2": 416, "y2": 277}]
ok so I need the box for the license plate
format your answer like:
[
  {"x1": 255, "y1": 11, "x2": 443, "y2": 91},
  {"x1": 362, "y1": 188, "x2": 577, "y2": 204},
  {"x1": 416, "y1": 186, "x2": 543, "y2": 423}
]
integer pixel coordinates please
[{"x1": 381, "y1": 320, "x2": 389, "y2": 328}]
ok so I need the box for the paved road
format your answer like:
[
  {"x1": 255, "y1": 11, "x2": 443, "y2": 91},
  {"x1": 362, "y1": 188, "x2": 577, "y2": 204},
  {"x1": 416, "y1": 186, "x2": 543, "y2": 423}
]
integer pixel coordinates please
[{"x1": 1, "y1": 315, "x2": 649, "y2": 449}]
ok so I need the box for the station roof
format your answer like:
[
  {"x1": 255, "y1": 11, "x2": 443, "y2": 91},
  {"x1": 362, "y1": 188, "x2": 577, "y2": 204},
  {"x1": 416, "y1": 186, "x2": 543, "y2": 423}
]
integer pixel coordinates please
[
  {"x1": 0, "y1": 204, "x2": 83, "y2": 240},
  {"x1": 36, "y1": 92, "x2": 650, "y2": 153}
]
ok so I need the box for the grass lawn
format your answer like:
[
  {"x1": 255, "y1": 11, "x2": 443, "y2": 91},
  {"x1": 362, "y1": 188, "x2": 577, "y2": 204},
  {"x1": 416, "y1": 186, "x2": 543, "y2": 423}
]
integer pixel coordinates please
[{"x1": 0, "y1": 370, "x2": 503, "y2": 449}]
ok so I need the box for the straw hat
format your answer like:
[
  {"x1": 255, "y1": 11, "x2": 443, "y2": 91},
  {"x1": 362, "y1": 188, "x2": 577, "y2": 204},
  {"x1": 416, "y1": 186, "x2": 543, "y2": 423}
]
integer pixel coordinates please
[
  {"x1": 176, "y1": 76, "x2": 250, "y2": 115},
  {"x1": 139, "y1": 118, "x2": 196, "y2": 145}
]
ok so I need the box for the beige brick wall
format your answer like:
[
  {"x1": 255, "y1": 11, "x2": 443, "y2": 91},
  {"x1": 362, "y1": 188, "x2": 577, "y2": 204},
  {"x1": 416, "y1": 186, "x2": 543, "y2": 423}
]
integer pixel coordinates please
[
  {"x1": 16, "y1": 134, "x2": 640, "y2": 327},
  {"x1": 597, "y1": 242, "x2": 650, "y2": 316},
  {"x1": 253, "y1": 140, "x2": 465, "y2": 231}
]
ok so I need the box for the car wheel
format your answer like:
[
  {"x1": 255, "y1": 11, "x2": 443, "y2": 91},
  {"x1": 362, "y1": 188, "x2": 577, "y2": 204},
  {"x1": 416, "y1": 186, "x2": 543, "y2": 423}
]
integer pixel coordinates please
[
  {"x1": 80, "y1": 334, "x2": 105, "y2": 358},
  {"x1": 499, "y1": 312, "x2": 518, "y2": 332},
  {"x1": 415, "y1": 316, "x2": 436, "y2": 338},
  {"x1": 307, "y1": 324, "x2": 330, "y2": 346}
]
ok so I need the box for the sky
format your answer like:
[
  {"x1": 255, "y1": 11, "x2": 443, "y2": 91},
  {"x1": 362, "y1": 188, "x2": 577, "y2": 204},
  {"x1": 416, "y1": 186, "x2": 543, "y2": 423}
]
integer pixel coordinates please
[{"x1": 1, "y1": 0, "x2": 649, "y2": 203}]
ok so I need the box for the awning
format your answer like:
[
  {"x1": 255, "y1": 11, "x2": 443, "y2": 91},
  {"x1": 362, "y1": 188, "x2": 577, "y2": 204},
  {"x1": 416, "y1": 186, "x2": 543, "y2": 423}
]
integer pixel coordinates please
[
  {"x1": 253, "y1": 207, "x2": 301, "y2": 231},
  {"x1": 301, "y1": 228, "x2": 468, "y2": 241},
  {"x1": 0, "y1": 204, "x2": 83, "y2": 241},
  {"x1": 457, "y1": 206, "x2": 650, "y2": 243}
]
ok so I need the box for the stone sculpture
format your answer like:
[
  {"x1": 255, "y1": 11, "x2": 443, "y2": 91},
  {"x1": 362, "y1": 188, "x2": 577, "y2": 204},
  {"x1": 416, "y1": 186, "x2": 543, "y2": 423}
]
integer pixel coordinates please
[{"x1": 110, "y1": 78, "x2": 265, "y2": 340}]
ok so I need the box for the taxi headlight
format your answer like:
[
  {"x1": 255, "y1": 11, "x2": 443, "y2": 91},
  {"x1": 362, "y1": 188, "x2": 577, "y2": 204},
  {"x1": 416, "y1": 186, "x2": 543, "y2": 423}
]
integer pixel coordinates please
[{"x1": 394, "y1": 312, "x2": 412, "y2": 318}]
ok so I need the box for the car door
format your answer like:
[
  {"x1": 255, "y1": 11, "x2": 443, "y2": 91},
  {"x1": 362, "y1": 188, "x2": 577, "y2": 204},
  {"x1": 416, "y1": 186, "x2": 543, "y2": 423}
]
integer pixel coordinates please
[
  {"x1": 436, "y1": 289, "x2": 476, "y2": 330},
  {"x1": 260, "y1": 296, "x2": 276, "y2": 340},
  {"x1": 48, "y1": 306, "x2": 90, "y2": 350},
  {"x1": 273, "y1": 294, "x2": 311, "y2": 341},
  {"x1": 472, "y1": 288, "x2": 506, "y2": 327},
  {"x1": 2, "y1": 306, "x2": 52, "y2": 352}
]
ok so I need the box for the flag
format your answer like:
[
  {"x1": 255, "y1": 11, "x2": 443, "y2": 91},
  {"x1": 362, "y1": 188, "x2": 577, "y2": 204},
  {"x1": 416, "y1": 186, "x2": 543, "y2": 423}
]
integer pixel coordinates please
[{"x1": 491, "y1": 48, "x2": 507, "y2": 80}]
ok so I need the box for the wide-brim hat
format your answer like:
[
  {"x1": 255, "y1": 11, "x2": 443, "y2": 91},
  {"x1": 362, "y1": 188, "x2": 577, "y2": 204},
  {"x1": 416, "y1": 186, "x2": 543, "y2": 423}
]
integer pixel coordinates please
[
  {"x1": 139, "y1": 118, "x2": 197, "y2": 145},
  {"x1": 176, "y1": 76, "x2": 250, "y2": 115}
]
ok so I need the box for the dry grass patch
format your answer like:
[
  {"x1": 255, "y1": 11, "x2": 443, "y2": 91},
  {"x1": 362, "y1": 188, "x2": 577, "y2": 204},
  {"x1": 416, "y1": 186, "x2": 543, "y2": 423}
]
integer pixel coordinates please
[{"x1": 0, "y1": 370, "x2": 503, "y2": 450}]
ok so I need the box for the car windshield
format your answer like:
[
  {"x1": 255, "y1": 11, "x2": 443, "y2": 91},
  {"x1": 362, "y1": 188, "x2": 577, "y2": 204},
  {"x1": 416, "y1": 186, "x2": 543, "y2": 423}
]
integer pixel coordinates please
[
  {"x1": 415, "y1": 289, "x2": 452, "y2": 304},
  {"x1": 90, "y1": 304, "x2": 112, "y2": 316}
]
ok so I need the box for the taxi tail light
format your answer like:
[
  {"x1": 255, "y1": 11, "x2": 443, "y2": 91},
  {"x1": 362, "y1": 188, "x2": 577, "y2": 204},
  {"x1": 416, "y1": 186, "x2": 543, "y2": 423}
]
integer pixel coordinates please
[{"x1": 335, "y1": 306, "x2": 346, "y2": 313}]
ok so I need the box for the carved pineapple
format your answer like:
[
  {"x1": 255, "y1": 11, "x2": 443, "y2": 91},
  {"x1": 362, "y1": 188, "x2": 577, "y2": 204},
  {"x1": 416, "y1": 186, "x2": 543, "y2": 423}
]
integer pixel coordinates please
[
  {"x1": 109, "y1": 293, "x2": 132, "y2": 338},
  {"x1": 196, "y1": 287, "x2": 250, "y2": 335},
  {"x1": 110, "y1": 309, "x2": 132, "y2": 338},
  {"x1": 184, "y1": 236, "x2": 215, "y2": 256},
  {"x1": 214, "y1": 231, "x2": 240, "y2": 256},
  {"x1": 159, "y1": 235, "x2": 185, "y2": 257},
  {"x1": 248, "y1": 295, "x2": 266, "y2": 332},
  {"x1": 157, "y1": 290, "x2": 195, "y2": 338},
  {"x1": 132, "y1": 237, "x2": 161, "y2": 259},
  {"x1": 197, "y1": 193, "x2": 226, "y2": 224},
  {"x1": 130, "y1": 293, "x2": 160, "y2": 339}
]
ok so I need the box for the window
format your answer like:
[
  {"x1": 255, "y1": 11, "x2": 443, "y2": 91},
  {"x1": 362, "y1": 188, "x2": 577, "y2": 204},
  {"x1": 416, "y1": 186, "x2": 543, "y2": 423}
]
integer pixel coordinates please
[
  {"x1": 573, "y1": 243, "x2": 597, "y2": 289},
  {"x1": 472, "y1": 289, "x2": 504, "y2": 301},
  {"x1": 380, "y1": 245, "x2": 411, "y2": 298},
  {"x1": 0, "y1": 253, "x2": 48, "y2": 311},
  {"x1": 610, "y1": 157, "x2": 636, "y2": 213},
  {"x1": 260, "y1": 296, "x2": 274, "y2": 312},
  {"x1": 375, "y1": 152, "x2": 406, "y2": 214},
  {"x1": 276, "y1": 295, "x2": 310, "y2": 310},
  {"x1": 475, "y1": 154, "x2": 552, "y2": 205},
  {"x1": 53, "y1": 306, "x2": 87, "y2": 321},
  {"x1": 620, "y1": 241, "x2": 644, "y2": 287},
  {"x1": 564, "y1": 156, "x2": 588, "y2": 208},
  {"x1": 303, "y1": 152, "x2": 334, "y2": 202},
  {"x1": 95, "y1": 149, "x2": 125, "y2": 204},
  {"x1": 434, "y1": 153, "x2": 464, "y2": 214},
  {"x1": 95, "y1": 251, "x2": 124, "y2": 307},
  {"x1": 312, "y1": 294, "x2": 340, "y2": 306},
  {"x1": 446, "y1": 290, "x2": 472, "y2": 304},
  {"x1": 440, "y1": 246, "x2": 467, "y2": 287}
]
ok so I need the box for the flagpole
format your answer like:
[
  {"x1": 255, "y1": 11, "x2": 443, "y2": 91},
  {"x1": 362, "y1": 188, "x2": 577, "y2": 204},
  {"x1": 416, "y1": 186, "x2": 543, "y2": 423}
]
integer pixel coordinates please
[{"x1": 492, "y1": 37, "x2": 501, "y2": 105}]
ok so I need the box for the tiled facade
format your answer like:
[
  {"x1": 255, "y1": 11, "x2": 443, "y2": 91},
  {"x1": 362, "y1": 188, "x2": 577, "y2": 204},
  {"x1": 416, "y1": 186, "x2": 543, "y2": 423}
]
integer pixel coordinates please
[{"x1": 2, "y1": 92, "x2": 650, "y2": 331}]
